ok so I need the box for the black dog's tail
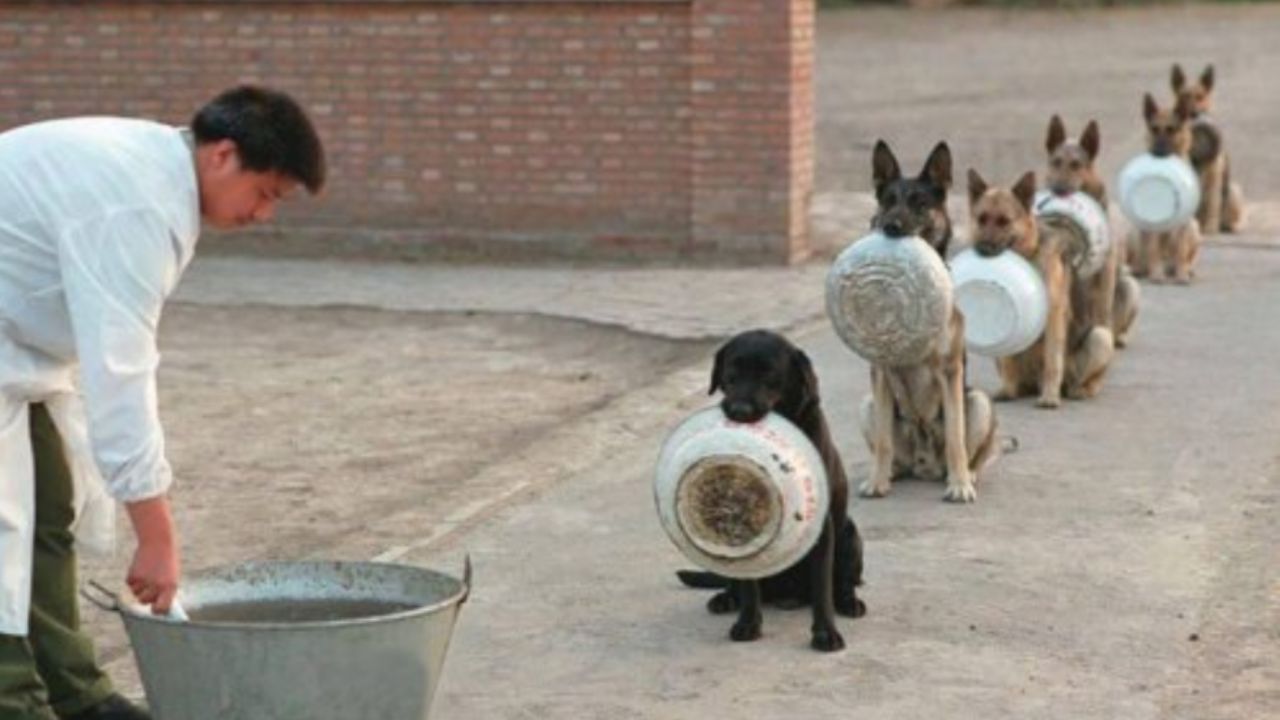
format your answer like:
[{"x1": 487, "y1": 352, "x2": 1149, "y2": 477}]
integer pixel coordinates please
[{"x1": 675, "y1": 570, "x2": 730, "y2": 590}]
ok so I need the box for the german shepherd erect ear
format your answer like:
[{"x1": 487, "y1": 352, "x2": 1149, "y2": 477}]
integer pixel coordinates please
[
  {"x1": 1012, "y1": 171, "x2": 1037, "y2": 213},
  {"x1": 872, "y1": 140, "x2": 902, "y2": 199},
  {"x1": 919, "y1": 141, "x2": 953, "y2": 193},
  {"x1": 1200, "y1": 64, "x2": 1215, "y2": 93},
  {"x1": 1080, "y1": 120, "x2": 1101, "y2": 162},
  {"x1": 1045, "y1": 115, "x2": 1067, "y2": 155},
  {"x1": 966, "y1": 168, "x2": 989, "y2": 207},
  {"x1": 1171, "y1": 63, "x2": 1187, "y2": 94},
  {"x1": 1143, "y1": 93, "x2": 1159, "y2": 124}
]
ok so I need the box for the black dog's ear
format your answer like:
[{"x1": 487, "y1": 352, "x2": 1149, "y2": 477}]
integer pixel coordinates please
[
  {"x1": 790, "y1": 348, "x2": 820, "y2": 414},
  {"x1": 872, "y1": 140, "x2": 901, "y2": 197},
  {"x1": 1200, "y1": 64, "x2": 1215, "y2": 93},
  {"x1": 920, "y1": 141, "x2": 953, "y2": 192},
  {"x1": 1171, "y1": 63, "x2": 1187, "y2": 93},
  {"x1": 709, "y1": 344, "x2": 727, "y2": 395},
  {"x1": 1143, "y1": 93, "x2": 1159, "y2": 124}
]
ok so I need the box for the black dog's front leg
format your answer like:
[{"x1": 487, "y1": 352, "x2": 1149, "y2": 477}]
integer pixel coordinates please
[
  {"x1": 809, "y1": 517, "x2": 845, "y2": 652},
  {"x1": 729, "y1": 579, "x2": 762, "y2": 642},
  {"x1": 834, "y1": 519, "x2": 867, "y2": 619}
]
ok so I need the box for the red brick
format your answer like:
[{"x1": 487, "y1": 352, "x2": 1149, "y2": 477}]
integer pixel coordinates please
[{"x1": 0, "y1": 0, "x2": 812, "y2": 263}]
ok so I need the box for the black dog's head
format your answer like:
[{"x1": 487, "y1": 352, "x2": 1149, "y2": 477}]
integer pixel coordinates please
[
  {"x1": 708, "y1": 330, "x2": 818, "y2": 425},
  {"x1": 871, "y1": 140, "x2": 954, "y2": 257}
]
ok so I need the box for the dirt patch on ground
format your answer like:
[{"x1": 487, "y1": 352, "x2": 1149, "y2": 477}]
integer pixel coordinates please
[{"x1": 81, "y1": 303, "x2": 711, "y2": 666}]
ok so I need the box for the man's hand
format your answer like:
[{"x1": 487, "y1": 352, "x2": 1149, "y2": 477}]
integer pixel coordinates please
[{"x1": 124, "y1": 495, "x2": 180, "y2": 614}]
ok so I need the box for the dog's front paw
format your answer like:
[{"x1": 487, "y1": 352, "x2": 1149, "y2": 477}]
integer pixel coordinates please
[
  {"x1": 943, "y1": 480, "x2": 977, "y2": 503},
  {"x1": 1173, "y1": 275, "x2": 1192, "y2": 286},
  {"x1": 993, "y1": 388, "x2": 1018, "y2": 403},
  {"x1": 1035, "y1": 395, "x2": 1061, "y2": 409},
  {"x1": 730, "y1": 619, "x2": 762, "y2": 642},
  {"x1": 707, "y1": 590, "x2": 739, "y2": 615},
  {"x1": 859, "y1": 478, "x2": 891, "y2": 498},
  {"x1": 810, "y1": 626, "x2": 845, "y2": 653},
  {"x1": 836, "y1": 595, "x2": 867, "y2": 618}
]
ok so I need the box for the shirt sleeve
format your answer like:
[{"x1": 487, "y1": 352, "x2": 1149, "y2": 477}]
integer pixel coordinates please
[{"x1": 58, "y1": 207, "x2": 180, "y2": 502}]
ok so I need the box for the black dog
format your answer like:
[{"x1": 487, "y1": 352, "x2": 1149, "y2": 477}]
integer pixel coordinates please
[{"x1": 676, "y1": 330, "x2": 865, "y2": 652}]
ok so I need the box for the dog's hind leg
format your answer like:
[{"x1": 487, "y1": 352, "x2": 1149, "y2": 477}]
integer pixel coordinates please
[
  {"x1": 1066, "y1": 327, "x2": 1115, "y2": 399},
  {"x1": 1091, "y1": 244, "x2": 1119, "y2": 330},
  {"x1": 965, "y1": 389, "x2": 998, "y2": 476},
  {"x1": 808, "y1": 517, "x2": 845, "y2": 652},
  {"x1": 859, "y1": 372, "x2": 896, "y2": 497},
  {"x1": 1198, "y1": 161, "x2": 1225, "y2": 236},
  {"x1": 729, "y1": 580, "x2": 762, "y2": 641},
  {"x1": 1113, "y1": 267, "x2": 1140, "y2": 348},
  {"x1": 1174, "y1": 222, "x2": 1201, "y2": 284},
  {"x1": 1224, "y1": 183, "x2": 1245, "y2": 233},
  {"x1": 1223, "y1": 162, "x2": 1245, "y2": 232}
]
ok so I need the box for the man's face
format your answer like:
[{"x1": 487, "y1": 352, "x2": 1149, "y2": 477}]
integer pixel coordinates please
[{"x1": 198, "y1": 139, "x2": 298, "y2": 229}]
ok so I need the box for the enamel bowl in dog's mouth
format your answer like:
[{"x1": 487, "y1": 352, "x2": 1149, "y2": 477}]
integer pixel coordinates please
[
  {"x1": 826, "y1": 230, "x2": 954, "y2": 367},
  {"x1": 950, "y1": 247, "x2": 1049, "y2": 357},
  {"x1": 1117, "y1": 153, "x2": 1201, "y2": 232},
  {"x1": 654, "y1": 406, "x2": 829, "y2": 579},
  {"x1": 1033, "y1": 190, "x2": 1112, "y2": 277}
]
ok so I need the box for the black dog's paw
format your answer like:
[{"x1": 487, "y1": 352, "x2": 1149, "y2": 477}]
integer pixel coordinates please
[
  {"x1": 810, "y1": 627, "x2": 845, "y2": 653},
  {"x1": 730, "y1": 619, "x2": 762, "y2": 642},
  {"x1": 707, "y1": 590, "x2": 739, "y2": 615},
  {"x1": 836, "y1": 595, "x2": 867, "y2": 619}
]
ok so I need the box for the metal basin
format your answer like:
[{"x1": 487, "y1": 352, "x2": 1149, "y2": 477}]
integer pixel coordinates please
[{"x1": 91, "y1": 560, "x2": 469, "y2": 720}]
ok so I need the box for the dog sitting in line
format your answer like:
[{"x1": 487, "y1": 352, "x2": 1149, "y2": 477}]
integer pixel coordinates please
[
  {"x1": 1171, "y1": 63, "x2": 1245, "y2": 234},
  {"x1": 968, "y1": 168, "x2": 1115, "y2": 407},
  {"x1": 1130, "y1": 93, "x2": 1204, "y2": 284},
  {"x1": 856, "y1": 141, "x2": 999, "y2": 503},
  {"x1": 677, "y1": 330, "x2": 864, "y2": 652},
  {"x1": 1043, "y1": 115, "x2": 1140, "y2": 349}
]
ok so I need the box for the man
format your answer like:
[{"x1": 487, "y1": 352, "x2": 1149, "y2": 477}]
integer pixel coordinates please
[{"x1": 0, "y1": 86, "x2": 325, "y2": 719}]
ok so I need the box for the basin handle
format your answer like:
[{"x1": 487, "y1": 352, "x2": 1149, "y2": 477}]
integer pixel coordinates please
[
  {"x1": 81, "y1": 580, "x2": 123, "y2": 614},
  {"x1": 461, "y1": 554, "x2": 473, "y2": 605}
]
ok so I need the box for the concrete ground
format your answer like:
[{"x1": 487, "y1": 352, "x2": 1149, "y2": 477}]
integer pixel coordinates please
[
  {"x1": 69, "y1": 6, "x2": 1276, "y2": 719},
  {"x1": 811, "y1": 4, "x2": 1280, "y2": 254}
]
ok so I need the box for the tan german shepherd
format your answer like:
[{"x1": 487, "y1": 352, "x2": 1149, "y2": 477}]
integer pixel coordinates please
[
  {"x1": 1171, "y1": 63, "x2": 1245, "y2": 234},
  {"x1": 967, "y1": 169, "x2": 1114, "y2": 407}
]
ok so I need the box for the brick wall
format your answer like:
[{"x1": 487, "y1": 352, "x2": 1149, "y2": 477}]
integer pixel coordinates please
[{"x1": 0, "y1": 1, "x2": 814, "y2": 263}]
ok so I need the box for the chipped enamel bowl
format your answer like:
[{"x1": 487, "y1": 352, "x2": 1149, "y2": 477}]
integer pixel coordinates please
[
  {"x1": 1033, "y1": 190, "x2": 1112, "y2": 277},
  {"x1": 826, "y1": 230, "x2": 953, "y2": 367},
  {"x1": 654, "y1": 406, "x2": 829, "y2": 579}
]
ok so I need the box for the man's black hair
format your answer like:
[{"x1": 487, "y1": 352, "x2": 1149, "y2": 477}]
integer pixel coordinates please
[{"x1": 191, "y1": 85, "x2": 325, "y2": 194}]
